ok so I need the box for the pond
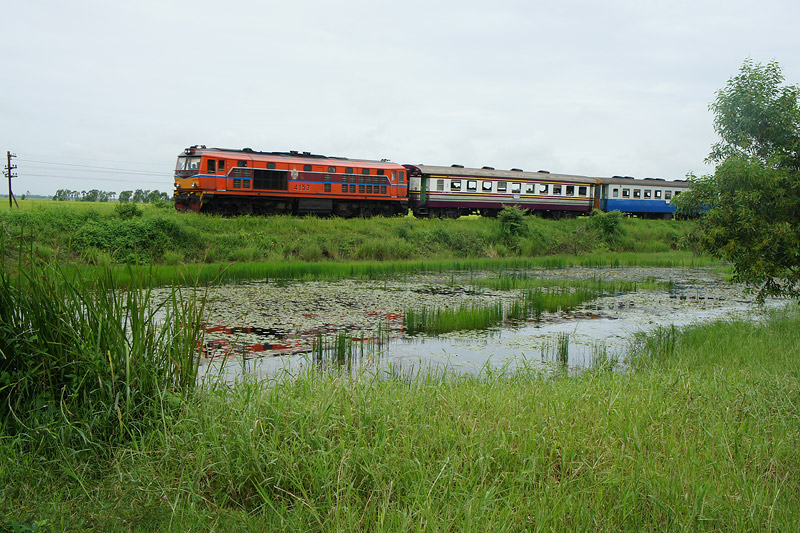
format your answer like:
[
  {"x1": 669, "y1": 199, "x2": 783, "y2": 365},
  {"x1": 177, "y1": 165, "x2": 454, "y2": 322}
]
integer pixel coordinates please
[{"x1": 193, "y1": 266, "x2": 781, "y2": 381}]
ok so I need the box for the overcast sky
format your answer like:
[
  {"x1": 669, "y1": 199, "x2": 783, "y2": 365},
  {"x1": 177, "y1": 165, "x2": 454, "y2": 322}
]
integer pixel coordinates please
[{"x1": 2, "y1": 0, "x2": 799, "y2": 196}]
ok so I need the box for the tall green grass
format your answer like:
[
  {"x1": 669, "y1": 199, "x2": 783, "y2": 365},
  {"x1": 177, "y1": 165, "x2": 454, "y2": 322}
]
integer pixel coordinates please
[{"x1": 0, "y1": 256, "x2": 205, "y2": 449}]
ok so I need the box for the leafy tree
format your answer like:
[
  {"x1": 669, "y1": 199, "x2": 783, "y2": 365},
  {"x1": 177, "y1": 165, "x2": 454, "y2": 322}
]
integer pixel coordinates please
[
  {"x1": 707, "y1": 59, "x2": 800, "y2": 169},
  {"x1": 676, "y1": 59, "x2": 800, "y2": 300},
  {"x1": 119, "y1": 190, "x2": 133, "y2": 203}
]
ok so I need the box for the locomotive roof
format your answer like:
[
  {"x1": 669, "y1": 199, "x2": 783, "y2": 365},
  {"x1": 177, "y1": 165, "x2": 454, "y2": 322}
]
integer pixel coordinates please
[
  {"x1": 407, "y1": 164, "x2": 599, "y2": 184},
  {"x1": 181, "y1": 146, "x2": 403, "y2": 167}
]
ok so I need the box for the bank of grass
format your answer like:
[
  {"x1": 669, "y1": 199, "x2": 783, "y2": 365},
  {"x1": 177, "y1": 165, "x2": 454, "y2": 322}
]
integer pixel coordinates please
[
  {"x1": 59, "y1": 251, "x2": 712, "y2": 287},
  {"x1": 1, "y1": 200, "x2": 701, "y2": 271},
  {"x1": 2, "y1": 261, "x2": 799, "y2": 529}
]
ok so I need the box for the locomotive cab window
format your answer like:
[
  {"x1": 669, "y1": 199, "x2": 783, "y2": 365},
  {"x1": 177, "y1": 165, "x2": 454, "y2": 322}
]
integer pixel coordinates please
[
  {"x1": 633, "y1": 189, "x2": 641, "y2": 198},
  {"x1": 176, "y1": 156, "x2": 201, "y2": 171},
  {"x1": 511, "y1": 183, "x2": 521, "y2": 193},
  {"x1": 467, "y1": 180, "x2": 477, "y2": 191},
  {"x1": 238, "y1": 160, "x2": 247, "y2": 167},
  {"x1": 451, "y1": 180, "x2": 461, "y2": 190},
  {"x1": 399, "y1": 171, "x2": 405, "y2": 183},
  {"x1": 218, "y1": 159, "x2": 225, "y2": 171},
  {"x1": 207, "y1": 159, "x2": 216, "y2": 173}
]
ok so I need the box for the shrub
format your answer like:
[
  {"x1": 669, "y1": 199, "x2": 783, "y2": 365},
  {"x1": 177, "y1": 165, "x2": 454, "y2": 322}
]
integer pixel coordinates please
[
  {"x1": 115, "y1": 202, "x2": 142, "y2": 220},
  {"x1": 498, "y1": 206, "x2": 528, "y2": 248},
  {"x1": 586, "y1": 209, "x2": 625, "y2": 247}
]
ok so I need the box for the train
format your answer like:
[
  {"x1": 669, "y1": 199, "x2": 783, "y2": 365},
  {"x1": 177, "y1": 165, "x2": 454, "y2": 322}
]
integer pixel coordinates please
[{"x1": 173, "y1": 146, "x2": 689, "y2": 218}]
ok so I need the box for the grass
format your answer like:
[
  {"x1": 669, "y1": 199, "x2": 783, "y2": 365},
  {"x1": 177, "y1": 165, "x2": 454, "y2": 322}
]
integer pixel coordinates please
[
  {"x1": 0, "y1": 252, "x2": 206, "y2": 449},
  {"x1": 1, "y1": 199, "x2": 707, "y2": 270},
  {"x1": 2, "y1": 305, "x2": 799, "y2": 530}
]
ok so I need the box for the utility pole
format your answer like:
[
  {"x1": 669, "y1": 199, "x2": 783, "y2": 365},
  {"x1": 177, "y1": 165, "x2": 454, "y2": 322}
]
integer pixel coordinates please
[{"x1": 5, "y1": 151, "x2": 18, "y2": 208}]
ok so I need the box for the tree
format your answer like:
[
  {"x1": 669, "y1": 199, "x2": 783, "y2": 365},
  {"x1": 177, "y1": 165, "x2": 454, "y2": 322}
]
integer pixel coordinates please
[
  {"x1": 676, "y1": 59, "x2": 800, "y2": 300},
  {"x1": 707, "y1": 59, "x2": 800, "y2": 169},
  {"x1": 119, "y1": 190, "x2": 133, "y2": 203}
]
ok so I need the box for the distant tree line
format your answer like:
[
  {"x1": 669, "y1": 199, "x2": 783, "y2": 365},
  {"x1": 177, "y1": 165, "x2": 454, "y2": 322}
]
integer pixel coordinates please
[{"x1": 53, "y1": 189, "x2": 170, "y2": 203}]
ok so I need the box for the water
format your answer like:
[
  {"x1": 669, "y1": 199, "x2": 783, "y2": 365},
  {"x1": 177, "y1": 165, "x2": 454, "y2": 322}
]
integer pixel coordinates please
[{"x1": 191, "y1": 267, "x2": 783, "y2": 382}]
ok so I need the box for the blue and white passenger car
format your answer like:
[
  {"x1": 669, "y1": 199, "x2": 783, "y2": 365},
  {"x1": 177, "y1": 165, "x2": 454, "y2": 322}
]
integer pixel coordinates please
[{"x1": 599, "y1": 176, "x2": 689, "y2": 218}]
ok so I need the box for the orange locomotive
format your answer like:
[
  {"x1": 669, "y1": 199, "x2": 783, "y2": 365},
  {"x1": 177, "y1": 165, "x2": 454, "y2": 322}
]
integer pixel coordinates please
[{"x1": 174, "y1": 146, "x2": 409, "y2": 216}]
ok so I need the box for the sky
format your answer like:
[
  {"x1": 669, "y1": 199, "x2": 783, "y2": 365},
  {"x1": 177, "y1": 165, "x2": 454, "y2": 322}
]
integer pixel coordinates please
[{"x1": 2, "y1": 0, "x2": 799, "y2": 196}]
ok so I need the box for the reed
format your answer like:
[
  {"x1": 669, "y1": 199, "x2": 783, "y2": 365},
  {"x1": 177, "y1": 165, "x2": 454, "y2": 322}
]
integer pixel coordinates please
[
  {"x1": 403, "y1": 284, "x2": 611, "y2": 336},
  {"x1": 0, "y1": 247, "x2": 206, "y2": 449},
  {"x1": 404, "y1": 301, "x2": 506, "y2": 336}
]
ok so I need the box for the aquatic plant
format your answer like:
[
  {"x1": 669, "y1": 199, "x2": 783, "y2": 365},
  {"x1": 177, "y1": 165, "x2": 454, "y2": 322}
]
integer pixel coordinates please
[{"x1": 0, "y1": 250, "x2": 206, "y2": 448}]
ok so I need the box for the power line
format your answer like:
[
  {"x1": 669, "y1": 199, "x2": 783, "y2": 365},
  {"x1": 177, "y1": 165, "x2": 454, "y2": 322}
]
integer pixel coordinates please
[
  {"x1": 17, "y1": 152, "x2": 171, "y2": 169},
  {"x1": 21, "y1": 164, "x2": 170, "y2": 177},
  {"x1": 22, "y1": 173, "x2": 171, "y2": 185},
  {"x1": 18, "y1": 158, "x2": 167, "y2": 176}
]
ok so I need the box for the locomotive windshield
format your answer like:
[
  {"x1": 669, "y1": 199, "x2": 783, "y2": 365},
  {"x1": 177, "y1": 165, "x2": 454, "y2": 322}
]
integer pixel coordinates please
[{"x1": 176, "y1": 156, "x2": 201, "y2": 171}]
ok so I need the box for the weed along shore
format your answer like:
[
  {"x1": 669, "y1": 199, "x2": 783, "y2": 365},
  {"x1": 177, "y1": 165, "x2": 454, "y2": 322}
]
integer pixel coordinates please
[{"x1": 2, "y1": 203, "x2": 800, "y2": 529}]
